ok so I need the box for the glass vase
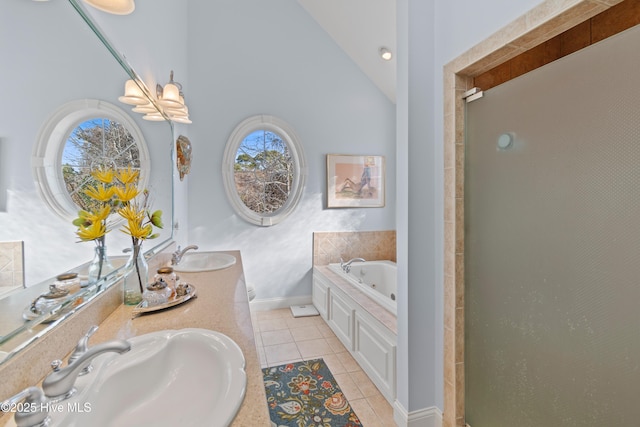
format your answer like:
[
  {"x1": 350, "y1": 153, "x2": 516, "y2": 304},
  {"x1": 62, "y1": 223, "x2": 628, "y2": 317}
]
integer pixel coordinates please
[
  {"x1": 123, "y1": 243, "x2": 148, "y2": 305},
  {"x1": 88, "y1": 238, "x2": 113, "y2": 286}
]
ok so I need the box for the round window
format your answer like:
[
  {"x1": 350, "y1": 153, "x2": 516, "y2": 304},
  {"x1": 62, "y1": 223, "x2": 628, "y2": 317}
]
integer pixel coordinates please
[
  {"x1": 222, "y1": 115, "x2": 306, "y2": 226},
  {"x1": 33, "y1": 99, "x2": 150, "y2": 220}
]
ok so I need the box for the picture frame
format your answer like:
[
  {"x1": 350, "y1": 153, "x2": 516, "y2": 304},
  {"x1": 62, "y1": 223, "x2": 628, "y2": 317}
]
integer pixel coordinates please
[{"x1": 327, "y1": 154, "x2": 385, "y2": 208}]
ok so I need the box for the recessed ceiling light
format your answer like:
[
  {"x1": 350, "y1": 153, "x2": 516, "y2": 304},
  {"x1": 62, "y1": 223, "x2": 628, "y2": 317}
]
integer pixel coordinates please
[{"x1": 379, "y1": 47, "x2": 392, "y2": 61}]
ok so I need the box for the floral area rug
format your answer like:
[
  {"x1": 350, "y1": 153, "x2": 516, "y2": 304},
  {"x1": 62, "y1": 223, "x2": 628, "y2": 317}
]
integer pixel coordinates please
[{"x1": 263, "y1": 358, "x2": 363, "y2": 427}]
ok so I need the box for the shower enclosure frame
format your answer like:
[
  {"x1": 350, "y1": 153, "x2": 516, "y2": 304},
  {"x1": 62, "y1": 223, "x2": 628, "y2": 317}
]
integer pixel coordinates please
[{"x1": 440, "y1": 1, "x2": 626, "y2": 426}]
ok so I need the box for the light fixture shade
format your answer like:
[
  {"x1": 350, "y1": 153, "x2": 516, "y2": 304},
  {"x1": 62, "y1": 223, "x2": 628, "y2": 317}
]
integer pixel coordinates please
[
  {"x1": 171, "y1": 116, "x2": 193, "y2": 124},
  {"x1": 83, "y1": 0, "x2": 135, "y2": 15},
  {"x1": 158, "y1": 83, "x2": 183, "y2": 108},
  {"x1": 142, "y1": 112, "x2": 166, "y2": 122},
  {"x1": 118, "y1": 79, "x2": 147, "y2": 105},
  {"x1": 132, "y1": 103, "x2": 158, "y2": 114},
  {"x1": 164, "y1": 104, "x2": 188, "y2": 115}
]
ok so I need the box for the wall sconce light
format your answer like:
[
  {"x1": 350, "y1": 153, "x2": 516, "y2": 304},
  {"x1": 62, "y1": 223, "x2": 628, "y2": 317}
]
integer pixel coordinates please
[
  {"x1": 379, "y1": 47, "x2": 393, "y2": 61},
  {"x1": 118, "y1": 71, "x2": 192, "y2": 124},
  {"x1": 83, "y1": 0, "x2": 135, "y2": 15},
  {"x1": 155, "y1": 71, "x2": 192, "y2": 124},
  {"x1": 118, "y1": 80, "x2": 147, "y2": 106}
]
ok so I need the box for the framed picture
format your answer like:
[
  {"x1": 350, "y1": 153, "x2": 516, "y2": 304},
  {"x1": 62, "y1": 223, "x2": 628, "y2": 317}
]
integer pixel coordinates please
[{"x1": 327, "y1": 154, "x2": 385, "y2": 208}]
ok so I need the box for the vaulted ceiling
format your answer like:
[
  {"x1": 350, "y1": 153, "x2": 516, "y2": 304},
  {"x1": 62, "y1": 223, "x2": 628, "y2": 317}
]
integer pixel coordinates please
[{"x1": 296, "y1": 0, "x2": 396, "y2": 103}]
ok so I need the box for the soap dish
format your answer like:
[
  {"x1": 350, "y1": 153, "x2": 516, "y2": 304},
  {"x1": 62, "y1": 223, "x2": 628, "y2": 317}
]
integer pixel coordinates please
[{"x1": 132, "y1": 284, "x2": 197, "y2": 317}]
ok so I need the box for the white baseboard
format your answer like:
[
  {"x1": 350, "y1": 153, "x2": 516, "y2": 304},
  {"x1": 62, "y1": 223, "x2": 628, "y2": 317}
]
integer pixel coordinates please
[
  {"x1": 393, "y1": 400, "x2": 443, "y2": 427},
  {"x1": 249, "y1": 295, "x2": 313, "y2": 312}
]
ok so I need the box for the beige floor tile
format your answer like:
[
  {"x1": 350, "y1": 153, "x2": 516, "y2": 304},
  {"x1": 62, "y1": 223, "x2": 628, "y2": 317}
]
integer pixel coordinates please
[
  {"x1": 296, "y1": 338, "x2": 334, "y2": 359},
  {"x1": 335, "y1": 351, "x2": 361, "y2": 372},
  {"x1": 258, "y1": 317, "x2": 289, "y2": 332},
  {"x1": 321, "y1": 353, "x2": 347, "y2": 375},
  {"x1": 367, "y1": 394, "x2": 397, "y2": 426},
  {"x1": 333, "y1": 373, "x2": 364, "y2": 401},
  {"x1": 290, "y1": 325, "x2": 323, "y2": 341},
  {"x1": 325, "y1": 335, "x2": 348, "y2": 353},
  {"x1": 256, "y1": 308, "x2": 292, "y2": 320},
  {"x1": 349, "y1": 398, "x2": 383, "y2": 427},
  {"x1": 261, "y1": 329, "x2": 294, "y2": 346},
  {"x1": 316, "y1": 322, "x2": 335, "y2": 338},
  {"x1": 349, "y1": 370, "x2": 380, "y2": 398},
  {"x1": 285, "y1": 315, "x2": 322, "y2": 329},
  {"x1": 264, "y1": 342, "x2": 302, "y2": 366}
]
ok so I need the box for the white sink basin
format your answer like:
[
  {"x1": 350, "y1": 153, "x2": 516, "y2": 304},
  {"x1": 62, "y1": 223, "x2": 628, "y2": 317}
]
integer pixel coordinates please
[
  {"x1": 52, "y1": 329, "x2": 246, "y2": 427},
  {"x1": 173, "y1": 252, "x2": 236, "y2": 272}
]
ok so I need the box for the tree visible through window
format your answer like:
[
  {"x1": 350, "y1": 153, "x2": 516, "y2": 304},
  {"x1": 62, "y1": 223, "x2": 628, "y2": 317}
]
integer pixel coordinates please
[
  {"x1": 61, "y1": 118, "x2": 140, "y2": 211},
  {"x1": 234, "y1": 130, "x2": 294, "y2": 214}
]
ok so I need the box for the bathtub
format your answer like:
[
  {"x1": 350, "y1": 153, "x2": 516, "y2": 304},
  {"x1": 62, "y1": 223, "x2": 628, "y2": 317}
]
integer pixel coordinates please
[{"x1": 328, "y1": 260, "x2": 397, "y2": 315}]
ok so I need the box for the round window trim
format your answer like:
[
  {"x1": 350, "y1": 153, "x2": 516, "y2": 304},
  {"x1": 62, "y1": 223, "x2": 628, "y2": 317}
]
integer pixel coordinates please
[
  {"x1": 222, "y1": 115, "x2": 307, "y2": 226},
  {"x1": 32, "y1": 99, "x2": 150, "y2": 221}
]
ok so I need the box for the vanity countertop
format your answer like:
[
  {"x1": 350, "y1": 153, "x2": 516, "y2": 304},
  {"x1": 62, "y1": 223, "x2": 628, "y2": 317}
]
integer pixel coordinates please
[
  {"x1": 0, "y1": 250, "x2": 270, "y2": 427},
  {"x1": 88, "y1": 250, "x2": 269, "y2": 426}
]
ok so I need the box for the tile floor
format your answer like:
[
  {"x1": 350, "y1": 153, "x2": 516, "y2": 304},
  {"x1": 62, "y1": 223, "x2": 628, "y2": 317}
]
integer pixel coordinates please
[{"x1": 251, "y1": 307, "x2": 397, "y2": 427}]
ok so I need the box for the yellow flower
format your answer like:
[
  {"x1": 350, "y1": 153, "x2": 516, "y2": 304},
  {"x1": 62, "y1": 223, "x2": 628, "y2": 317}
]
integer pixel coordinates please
[
  {"x1": 118, "y1": 204, "x2": 144, "y2": 223},
  {"x1": 113, "y1": 184, "x2": 139, "y2": 203},
  {"x1": 76, "y1": 221, "x2": 107, "y2": 241},
  {"x1": 116, "y1": 166, "x2": 140, "y2": 185},
  {"x1": 123, "y1": 219, "x2": 153, "y2": 240},
  {"x1": 84, "y1": 184, "x2": 115, "y2": 203},
  {"x1": 91, "y1": 167, "x2": 115, "y2": 184},
  {"x1": 84, "y1": 205, "x2": 111, "y2": 223}
]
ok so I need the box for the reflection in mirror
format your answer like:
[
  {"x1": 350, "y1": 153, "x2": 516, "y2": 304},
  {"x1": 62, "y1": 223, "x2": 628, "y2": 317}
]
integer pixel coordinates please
[{"x1": 0, "y1": 0, "x2": 173, "y2": 363}]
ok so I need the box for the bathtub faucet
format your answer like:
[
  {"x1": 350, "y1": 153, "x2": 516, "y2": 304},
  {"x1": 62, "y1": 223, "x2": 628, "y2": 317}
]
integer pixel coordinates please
[{"x1": 340, "y1": 257, "x2": 366, "y2": 274}]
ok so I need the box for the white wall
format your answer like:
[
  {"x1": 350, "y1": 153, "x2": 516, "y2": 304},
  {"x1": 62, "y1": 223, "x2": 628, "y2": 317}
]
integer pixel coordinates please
[{"x1": 185, "y1": 0, "x2": 396, "y2": 300}]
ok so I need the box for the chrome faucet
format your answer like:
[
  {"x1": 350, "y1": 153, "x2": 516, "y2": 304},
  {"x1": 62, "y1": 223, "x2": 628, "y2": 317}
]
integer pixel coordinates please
[
  {"x1": 171, "y1": 245, "x2": 199, "y2": 265},
  {"x1": 340, "y1": 257, "x2": 366, "y2": 273},
  {"x1": 67, "y1": 325, "x2": 99, "y2": 376},
  {"x1": 42, "y1": 339, "x2": 131, "y2": 402}
]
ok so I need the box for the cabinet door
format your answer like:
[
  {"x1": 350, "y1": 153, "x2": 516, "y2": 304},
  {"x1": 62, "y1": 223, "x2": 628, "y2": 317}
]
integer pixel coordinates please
[
  {"x1": 328, "y1": 291, "x2": 354, "y2": 350},
  {"x1": 312, "y1": 275, "x2": 329, "y2": 319},
  {"x1": 354, "y1": 312, "x2": 396, "y2": 401}
]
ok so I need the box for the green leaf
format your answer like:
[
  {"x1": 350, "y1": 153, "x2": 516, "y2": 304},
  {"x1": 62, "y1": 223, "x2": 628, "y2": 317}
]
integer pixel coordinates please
[{"x1": 150, "y1": 210, "x2": 163, "y2": 228}]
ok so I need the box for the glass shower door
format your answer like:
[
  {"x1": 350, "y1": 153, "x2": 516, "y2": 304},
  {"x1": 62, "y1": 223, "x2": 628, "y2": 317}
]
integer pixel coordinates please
[{"x1": 464, "y1": 24, "x2": 640, "y2": 427}]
